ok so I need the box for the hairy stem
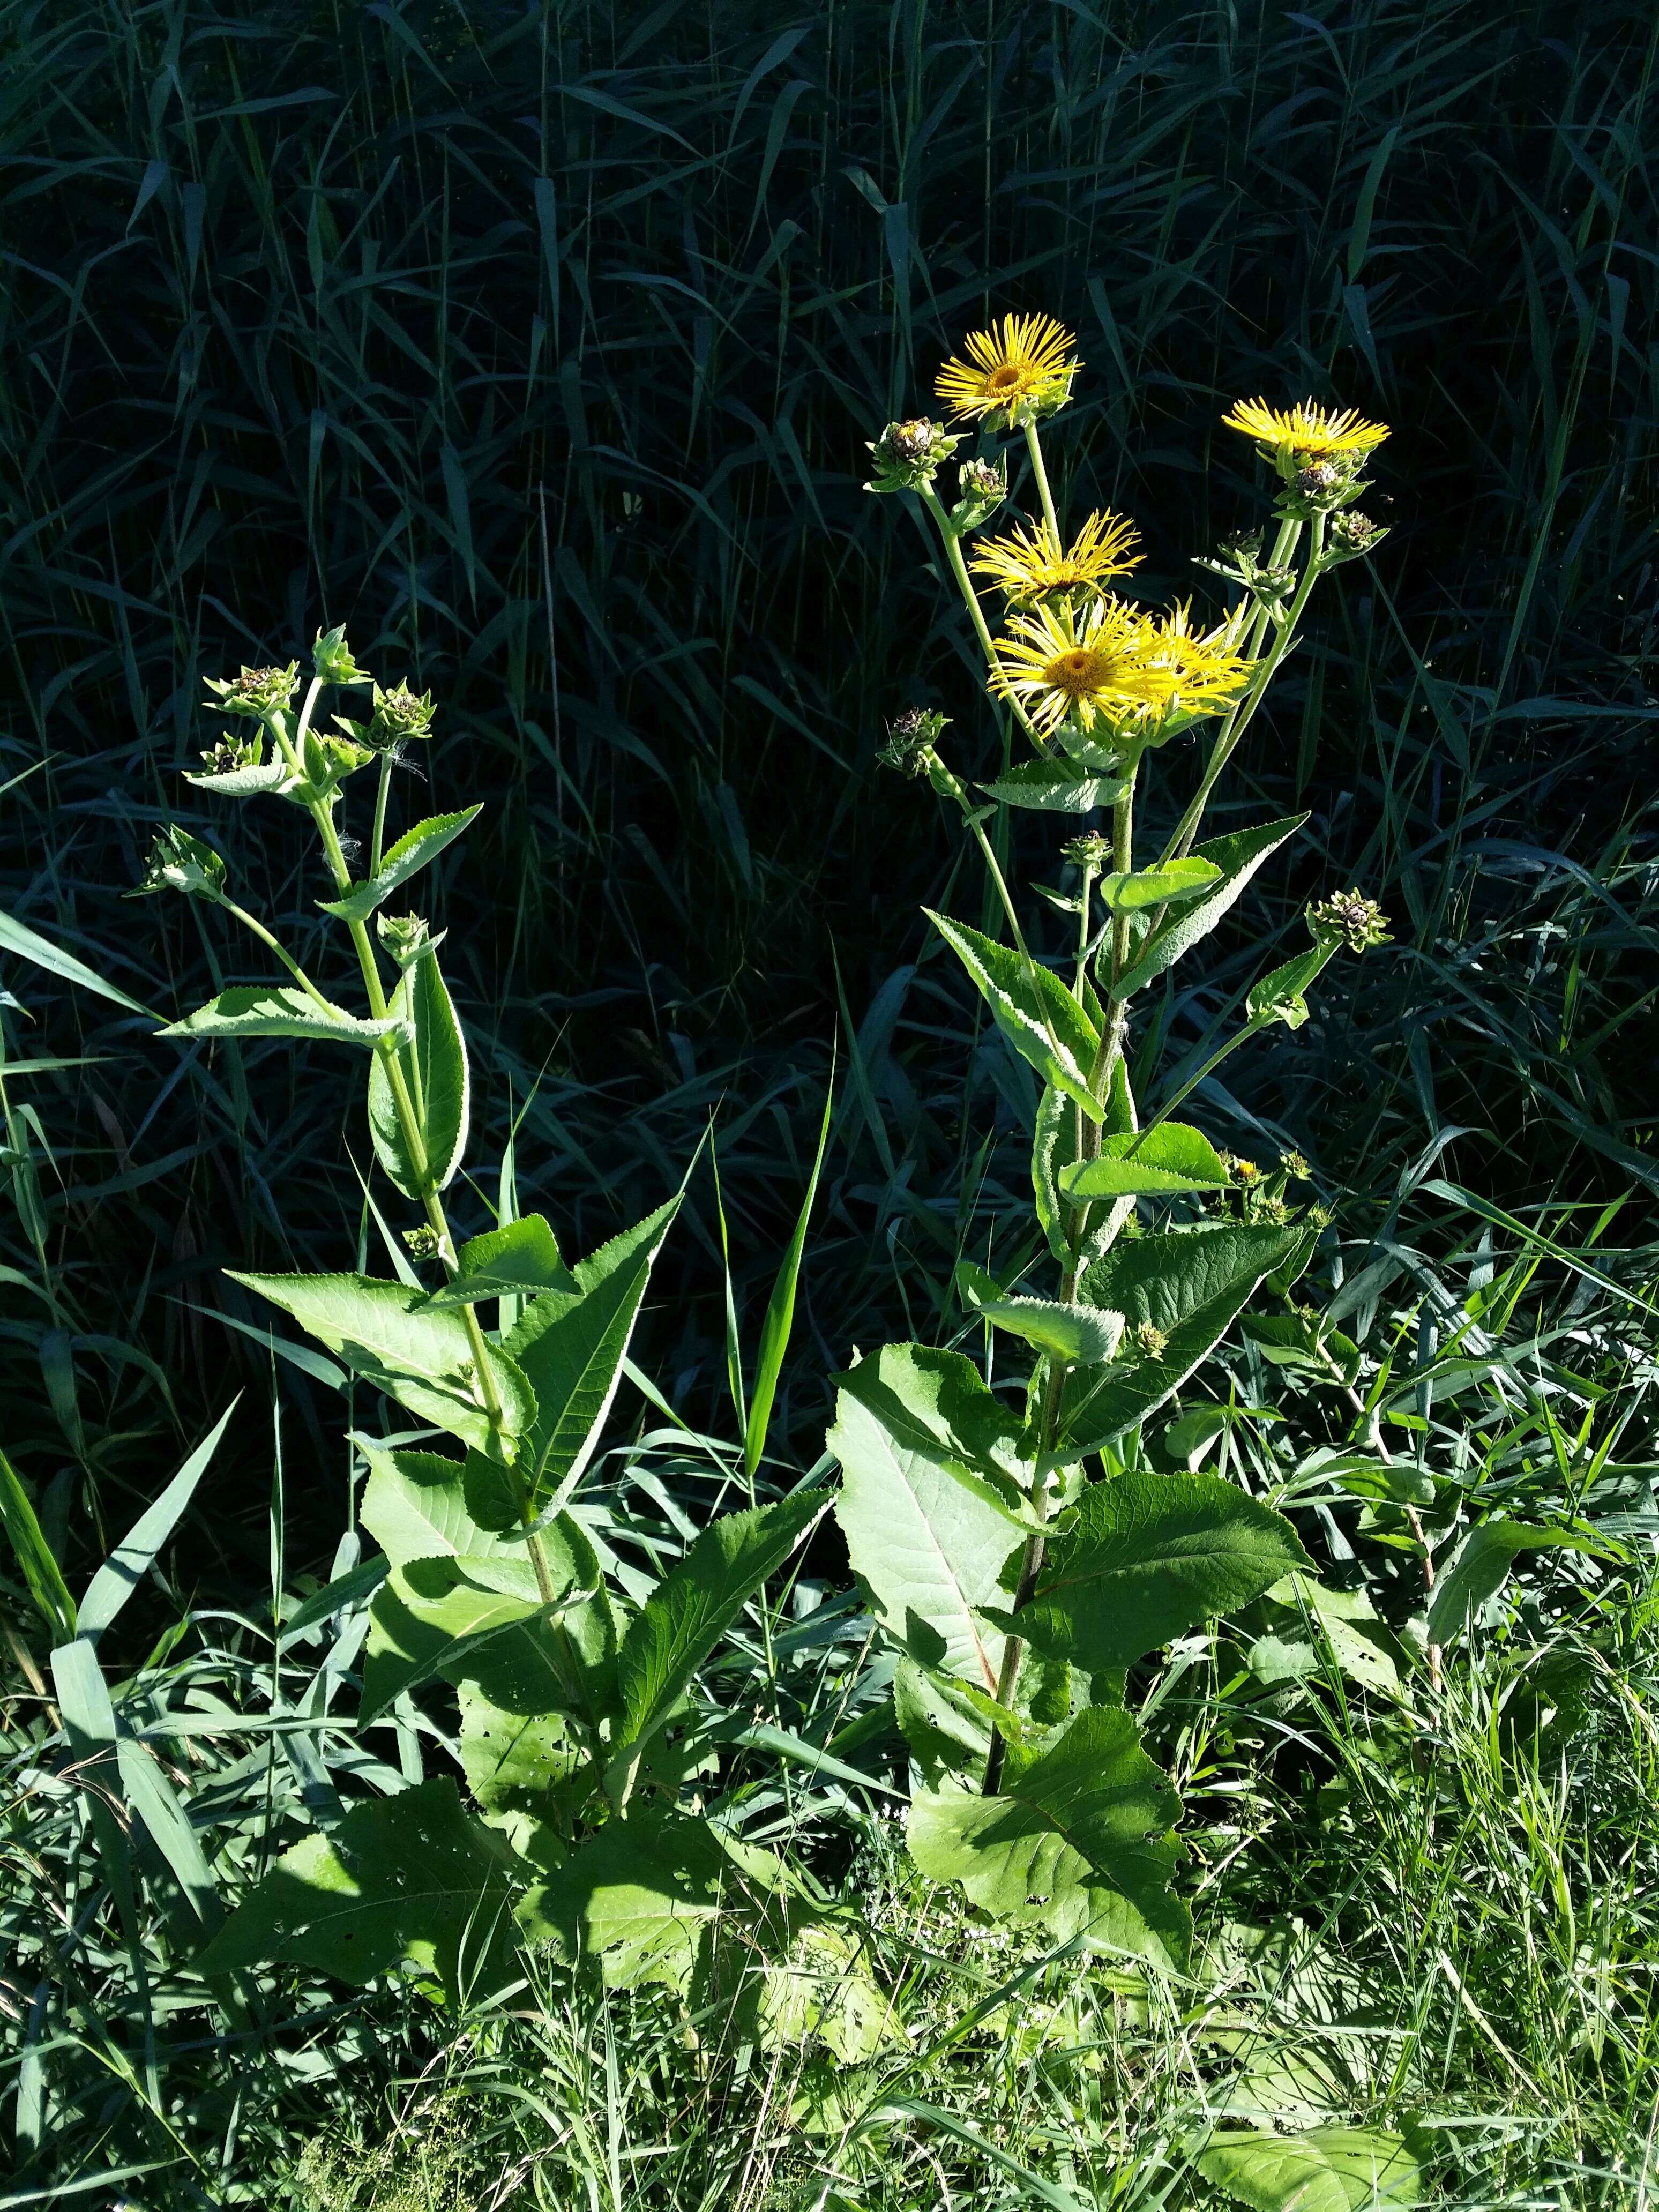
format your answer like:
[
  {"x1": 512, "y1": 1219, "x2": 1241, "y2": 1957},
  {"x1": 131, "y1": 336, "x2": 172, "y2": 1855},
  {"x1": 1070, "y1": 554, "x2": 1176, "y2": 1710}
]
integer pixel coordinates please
[{"x1": 1022, "y1": 420, "x2": 1060, "y2": 539}]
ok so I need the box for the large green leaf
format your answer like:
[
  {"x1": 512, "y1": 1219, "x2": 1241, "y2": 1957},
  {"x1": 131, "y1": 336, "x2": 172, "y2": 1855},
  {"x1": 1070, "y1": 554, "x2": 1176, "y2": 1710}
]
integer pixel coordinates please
[
  {"x1": 502, "y1": 1197, "x2": 679, "y2": 1518},
  {"x1": 1097, "y1": 858, "x2": 1221, "y2": 912},
  {"x1": 1426, "y1": 1518, "x2": 1609, "y2": 1647},
  {"x1": 318, "y1": 806, "x2": 483, "y2": 922},
  {"x1": 1059, "y1": 1225, "x2": 1305, "y2": 1455},
  {"x1": 459, "y1": 1684, "x2": 585, "y2": 1820},
  {"x1": 609, "y1": 1490, "x2": 823, "y2": 1787},
  {"x1": 358, "y1": 1441, "x2": 521, "y2": 1568},
  {"x1": 829, "y1": 1349, "x2": 1025, "y2": 1693},
  {"x1": 907, "y1": 1707, "x2": 1188, "y2": 1963},
  {"x1": 1198, "y1": 2128, "x2": 1421, "y2": 2212},
  {"x1": 1110, "y1": 815, "x2": 1307, "y2": 1000},
  {"x1": 360, "y1": 1550, "x2": 595, "y2": 1720},
  {"x1": 1034, "y1": 1060, "x2": 1137, "y2": 1266},
  {"x1": 1061, "y1": 1122, "x2": 1231, "y2": 1203},
  {"x1": 195, "y1": 1777, "x2": 520, "y2": 2005},
  {"x1": 959, "y1": 1283, "x2": 1124, "y2": 1366},
  {"x1": 925, "y1": 909, "x2": 1103, "y2": 1123},
  {"x1": 995, "y1": 1474, "x2": 1310, "y2": 1672},
  {"x1": 976, "y1": 757, "x2": 1126, "y2": 812},
  {"x1": 160, "y1": 985, "x2": 406, "y2": 1049},
  {"x1": 226, "y1": 1272, "x2": 535, "y2": 1459},
  {"x1": 367, "y1": 952, "x2": 470, "y2": 1198},
  {"x1": 0, "y1": 1446, "x2": 77, "y2": 1641},
  {"x1": 422, "y1": 1216, "x2": 578, "y2": 1309}
]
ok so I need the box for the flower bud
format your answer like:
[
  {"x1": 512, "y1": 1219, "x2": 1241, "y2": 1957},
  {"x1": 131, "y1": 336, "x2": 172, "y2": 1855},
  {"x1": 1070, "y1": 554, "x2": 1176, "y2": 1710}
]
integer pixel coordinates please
[
  {"x1": 1324, "y1": 509, "x2": 1386, "y2": 565},
  {"x1": 402, "y1": 1224, "x2": 444, "y2": 1262},
  {"x1": 951, "y1": 454, "x2": 1008, "y2": 532},
  {"x1": 878, "y1": 706, "x2": 950, "y2": 776},
  {"x1": 199, "y1": 732, "x2": 263, "y2": 776},
  {"x1": 129, "y1": 824, "x2": 226, "y2": 902},
  {"x1": 204, "y1": 663, "x2": 300, "y2": 718},
  {"x1": 1060, "y1": 831, "x2": 1111, "y2": 870},
  {"x1": 1133, "y1": 1321, "x2": 1168, "y2": 1359},
  {"x1": 1307, "y1": 888, "x2": 1391, "y2": 953},
  {"x1": 376, "y1": 910, "x2": 444, "y2": 968},
  {"x1": 312, "y1": 624, "x2": 371, "y2": 685},
  {"x1": 865, "y1": 416, "x2": 961, "y2": 494}
]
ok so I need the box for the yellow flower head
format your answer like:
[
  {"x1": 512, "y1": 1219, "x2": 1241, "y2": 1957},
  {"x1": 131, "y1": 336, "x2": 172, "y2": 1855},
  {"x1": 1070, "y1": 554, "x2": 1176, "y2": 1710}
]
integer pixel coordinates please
[
  {"x1": 1133, "y1": 602, "x2": 1257, "y2": 717},
  {"x1": 970, "y1": 510, "x2": 1142, "y2": 606},
  {"x1": 990, "y1": 597, "x2": 1162, "y2": 738},
  {"x1": 936, "y1": 313, "x2": 1079, "y2": 425},
  {"x1": 1222, "y1": 397, "x2": 1389, "y2": 464}
]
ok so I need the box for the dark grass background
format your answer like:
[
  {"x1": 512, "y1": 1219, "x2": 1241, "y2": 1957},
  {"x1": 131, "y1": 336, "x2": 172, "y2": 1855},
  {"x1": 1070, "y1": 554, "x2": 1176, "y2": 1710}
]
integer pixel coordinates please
[{"x1": 2, "y1": 0, "x2": 1656, "y2": 1595}]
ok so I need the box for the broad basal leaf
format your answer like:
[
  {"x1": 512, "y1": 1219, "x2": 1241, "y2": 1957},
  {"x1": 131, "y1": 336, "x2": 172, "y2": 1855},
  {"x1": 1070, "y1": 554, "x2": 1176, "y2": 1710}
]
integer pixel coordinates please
[
  {"x1": 907, "y1": 1707, "x2": 1188, "y2": 1963},
  {"x1": 1097, "y1": 858, "x2": 1221, "y2": 912},
  {"x1": 160, "y1": 986, "x2": 406, "y2": 1049},
  {"x1": 609, "y1": 1489, "x2": 824, "y2": 1782},
  {"x1": 195, "y1": 1777, "x2": 520, "y2": 2005},
  {"x1": 226, "y1": 1271, "x2": 535, "y2": 1460},
  {"x1": 501, "y1": 1196, "x2": 679, "y2": 1519},
  {"x1": 318, "y1": 806, "x2": 483, "y2": 922},
  {"x1": 1198, "y1": 2127, "x2": 1421, "y2": 2212},
  {"x1": 1060, "y1": 1123, "x2": 1230, "y2": 1203},
  {"x1": 459, "y1": 1684, "x2": 586, "y2": 1821},
  {"x1": 360, "y1": 1542, "x2": 596, "y2": 1720},
  {"x1": 830, "y1": 1352, "x2": 1024, "y2": 1693},
  {"x1": 423, "y1": 1215, "x2": 578, "y2": 1309},
  {"x1": 1059, "y1": 1225, "x2": 1305, "y2": 1455},
  {"x1": 995, "y1": 1473, "x2": 1310, "y2": 1672},
  {"x1": 368, "y1": 951, "x2": 469, "y2": 1197},
  {"x1": 1110, "y1": 815, "x2": 1307, "y2": 1000},
  {"x1": 925, "y1": 909, "x2": 1104, "y2": 1122}
]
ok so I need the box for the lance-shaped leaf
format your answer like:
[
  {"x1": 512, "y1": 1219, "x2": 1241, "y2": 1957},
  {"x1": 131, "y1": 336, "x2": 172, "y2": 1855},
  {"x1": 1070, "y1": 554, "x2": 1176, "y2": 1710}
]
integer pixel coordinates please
[
  {"x1": 957, "y1": 1268, "x2": 1123, "y2": 1366},
  {"x1": 183, "y1": 759, "x2": 302, "y2": 799},
  {"x1": 1426, "y1": 1518, "x2": 1611, "y2": 1648},
  {"x1": 500, "y1": 1198, "x2": 679, "y2": 1520},
  {"x1": 1110, "y1": 814, "x2": 1307, "y2": 1000},
  {"x1": 608, "y1": 1490, "x2": 823, "y2": 1787},
  {"x1": 160, "y1": 985, "x2": 407, "y2": 1049},
  {"x1": 359, "y1": 1441, "x2": 520, "y2": 1568},
  {"x1": 990, "y1": 1473, "x2": 1310, "y2": 1673},
  {"x1": 318, "y1": 805, "x2": 483, "y2": 922},
  {"x1": 368, "y1": 952, "x2": 470, "y2": 1197},
  {"x1": 1034, "y1": 1059, "x2": 1137, "y2": 1266},
  {"x1": 830, "y1": 1349, "x2": 1026, "y2": 1692},
  {"x1": 422, "y1": 1215, "x2": 578, "y2": 1309},
  {"x1": 1097, "y1": 858, "x2": 1221, "y2": 912},
  {"x1": 907, "y1": 1707, "x2": 1189, "y2": 1964},
  {"x1": 1059, "y1": 1225, "x2": 1305, "y2": 1455},
  {"x1": 1198, "y1": 2127, "x2": 1421, "y2": 2212},
  {"x1": 225, "y1": 1271, "x2": 536, "y2": 1460},
  {"x1": 925, "y1": 909, "x2": 1104, "y2": 1123},
  {"x1": 1246, "y1": 943, "x2": 1332, "y2": 1032},
  {"x1": 360, "y1": 1542, "x2": 596, "y2": 1720},
  {"x1": 977, "y1": 757, "x2": 1127, "y2": 812},
  {"x1": 1061, "y1": 1123, "x2": 1231, "y2": 1203},
  {"x1": 194, "y1": 1777, "x2": 520, "y2": 2005}
]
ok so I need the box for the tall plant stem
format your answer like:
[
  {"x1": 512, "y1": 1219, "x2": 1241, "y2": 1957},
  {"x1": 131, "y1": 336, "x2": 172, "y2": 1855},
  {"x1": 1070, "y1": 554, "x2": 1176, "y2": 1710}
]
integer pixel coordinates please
[
  {"x1": 370, "y1": 753, "x2": 394, "y2": 877},
  {"x1": 1022, "y1": 420, "x2": 1060, "y2": 538},
  {"x1": 264, "y1": 697, "x2": 558, "y2": 1606},
  {"x1": 919, "y1": 487, "x2": 1043, "y2": 749}
]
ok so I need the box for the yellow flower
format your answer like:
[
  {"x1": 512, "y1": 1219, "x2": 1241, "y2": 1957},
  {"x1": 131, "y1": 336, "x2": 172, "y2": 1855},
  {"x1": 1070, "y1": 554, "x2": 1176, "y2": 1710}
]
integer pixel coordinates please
[
  {"x1": 936, "y1": 313, "x2": 1079, "y2": 425},
  {"x1": 990, "y1": 597, "x2": 1162, "y2": 737},
  {"x1": 1222, "y1": 397, "x2": 1389, "y2": 462},
  {"x1": 970, "y1": 510, "x2": 1142, "y2": 605},
  {"x1": 1133, "y1": 602, "x2": 1257, "y2": 716}
]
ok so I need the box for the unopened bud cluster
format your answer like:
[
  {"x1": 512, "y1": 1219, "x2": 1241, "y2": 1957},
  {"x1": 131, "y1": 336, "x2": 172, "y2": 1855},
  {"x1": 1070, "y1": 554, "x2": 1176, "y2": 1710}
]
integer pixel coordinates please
[
  {"x1": 865, "y1": 416, "x2": 962, "y2": 494},
  {"x1": 130, "y1": 824, "x2": 226, "y2": 903},
  {"x1": 878, "y1": 706, "x2": 950, "y2": 776},
  {"x1": 205, "y1": 663, "x2": 300, "y2": 718},
  {"x1": 402, "y1": 1224, "x2": 444, "y2": 1262},
  {"x1": 364, "y1": 682, "x2": 436, "y2": 751},
  {"x1": 1060, "y1": 831, "x2": 1112, "y2": 870},
  {"x1": 1308, "y1": 888, "x2": 1391, "y2": 953},
  {"x1": 377, "y1": 910, "x2": 442, "y2": 968},
  {"x1": 199, "y1": 732, "x2": 263, "y2": 776}
]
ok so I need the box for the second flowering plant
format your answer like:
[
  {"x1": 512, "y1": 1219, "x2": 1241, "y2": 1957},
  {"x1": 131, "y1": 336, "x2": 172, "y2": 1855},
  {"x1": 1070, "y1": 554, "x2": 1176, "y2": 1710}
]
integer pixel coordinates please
[{"x1": 841, "y1": 315, "x2": 1395, "y2": 1966}]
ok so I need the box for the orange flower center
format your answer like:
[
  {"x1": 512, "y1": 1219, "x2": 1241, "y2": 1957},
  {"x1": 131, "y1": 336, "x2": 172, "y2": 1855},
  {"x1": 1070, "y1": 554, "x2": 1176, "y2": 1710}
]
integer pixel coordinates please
[
  {"x1": 1045, "y1": 646, "x2": 1115, "y2": 696},
  {"x1": 985, "y1": 363, "x2": 1026, "y2": 394}
]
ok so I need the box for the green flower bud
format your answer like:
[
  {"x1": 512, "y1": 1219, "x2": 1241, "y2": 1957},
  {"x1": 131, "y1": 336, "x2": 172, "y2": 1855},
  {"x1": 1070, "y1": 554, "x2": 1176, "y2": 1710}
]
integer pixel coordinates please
[
  {"x1": 865, "y1": 416, "x2": 962, "y2": 494},
  {"x1": 364, "y1": 682, "x2": 437, "y2": 751},
  {"x1": 1307, "y1": 888, "x2": 1391, "y2": 954},
  {"x1": 878, "y1": 706, "x2": 950, "y2": 776},
  {"x1": 1133, "y1": 1321, "x2": 1168, "y2": 1359},
  {"x1": 129, "y1": 824, "x2": 226, "y2": 902},
  {"x1": 376, "y1": 910, "x2": 444, "y2": 968},
  {"x1": 204, "y1": 663, "x2": 300, "y2": 718},
  {"x1": 312, "y1": 624, "x2": 371, "y2": 685},
  {"x1": 1060, "y1": 831, "x2": 1111, "y2": 870},
  {"x1": 951, "y1": 454, "x2": 1008, "y2": 532},
  {"x1": 199, "y1": 731, "x2": 264, "y2": 776},
  {"x1": 402, "y1": 1224, "x2": 444, "y2": 1262}
]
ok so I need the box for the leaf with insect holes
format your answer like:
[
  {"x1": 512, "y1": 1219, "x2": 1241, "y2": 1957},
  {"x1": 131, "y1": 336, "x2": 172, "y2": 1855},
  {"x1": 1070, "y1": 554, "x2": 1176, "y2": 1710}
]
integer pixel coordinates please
[
  {"x1": 318, "y1": 806, "x2": 483, "y2": 922},
  {"x1": 908, "y1": 1707, "x2": 1188, "y2": 1964},
  {"x1": 988, "y1": 1473, "x2": 1310, "y2": 1672},
  {"x1": 1060, "y1": 1122, "x2": 1231, "y2": 1202},
  {"x1": 160, "y1": 986, "x2": 408, "y2": 1049},
  {"x1": 1110, "y1": 815, "x2": 1307, "y2": 1000},
  {"x1": 194, "y1": 1778, "x2": 520, "y2": 2005},
  {"x1": 925, "y1": 909, "x2": 1103, "y2": 1123},
  {"x1": 368, "y1": 952, "x2": 469, "y2": 1196},
  {"x1": 225, "y1": 1271, "x2": 535, "y2": 1461}
]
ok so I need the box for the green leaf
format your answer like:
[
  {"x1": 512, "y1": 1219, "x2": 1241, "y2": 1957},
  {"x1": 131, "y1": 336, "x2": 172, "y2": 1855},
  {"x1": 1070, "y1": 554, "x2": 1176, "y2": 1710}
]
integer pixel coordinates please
[
  {"x1": 996, "y1": 1474, "x2": 1311, "y2": 1672},
  {"x1": 958, "y1": 1273, "x2": 1123, "y2": 1366},
  {"x1": 1034, "y1": 1062, "x2": 1137, "y2": 1266},
  {"x1": 0, "y1": 1446, "x2": 77, "y2": 1641},
  {"x1": 609, "y1": 1490, "x2": 823, "y2": 1784},
  {"x1": 1060, "y1": 1225, "x2": 1306, "y2": 1455},
  {"x1": 358, "y1": 1441, "x2": 521, "y2": 1568},
  {"x1": 744, "y1": 1072, "x2": 833, "y2": 1483},
  {"x1": 1110, "y1": 815, "x2": 1307, "y2": 1000},
  {"x1": 752, "y1": 1923, "x2": 898, "y2": 2063},
  {"x1": 368, "y1": 953, "x2": 469, "y2": 1198},
  {"x1": 360, "y1": 1532, "x2": 599, "y2": 1720},
  {"x1": 160, "y1": 985, "x2": 406, "y2": 1049},
  {"x1": 925, "y1": 909, "x2": 1103, "y2": 1123},
  {"x1": 502, "y1": 1197, "x2": 679, "y2": 1518},
  {"x1": 1427, "y1": 1518, "x2": 1611, "y2": 1647},
  {"x1": 459, "y1": 1685, "x2": 586, "y2": 1820},
  {"x1": 422, "y1": 1216, "x2": 578, "y2": 1309},
  {"x1": 976, "y1": 757, "x2": 1126, "y2": 812},
  {"x1": 1252, "y1": 1575, "x2": 1403, "y2": 1695},
  {"x1": 318, "y1": 806, "x2": 483, "y2": 922},
  {"x1": 195, "y1": 1777, "x2": 521, "y2": 2005},
  {"x1": 830, "y1": 1348, "x2": 1027, "y2": 1693},
  {"x1": 0, "y1": 908, "x2": 153, "y2": 1018},
  {"x1": 78, "y1": 1404, "x2": 236, "y2": 1643},
  {"x1": 1060, "y1": 1123, "x2": 1230, "y2": 1202},
  {"x1": 1197, "y1": 2128, "x2": 1420, "y2": 2212},
  {"x1": 1246, "y1": 945, "x2": 1331, "y2": 1032},
  {"x1": 1096, "y1": 858, "x2": 1221, "y2": 913},
  {"x1": 907, "y1": 1707, "x2": 1188, "y2": 1964},
  {"x1": 226, "y1": 1272, "x2": 536, "y2": 1460}
]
